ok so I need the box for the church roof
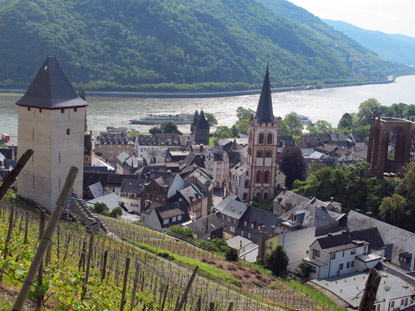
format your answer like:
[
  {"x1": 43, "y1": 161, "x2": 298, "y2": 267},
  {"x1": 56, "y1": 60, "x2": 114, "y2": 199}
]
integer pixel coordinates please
[
  {"x1": 16, "y1": 56, "x2": 87, "y2": 109},
  {"x1": 255, "y1": 64, "x2": 274, "y2": 123},
  {"x1": 196, "y1": 110, "x2": 210, "y2": 128}
]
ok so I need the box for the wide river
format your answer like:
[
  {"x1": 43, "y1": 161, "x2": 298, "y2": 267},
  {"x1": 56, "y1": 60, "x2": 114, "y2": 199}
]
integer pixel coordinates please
[{"x1": 1, "y1": 75, "x2": 415, "y2": 137}]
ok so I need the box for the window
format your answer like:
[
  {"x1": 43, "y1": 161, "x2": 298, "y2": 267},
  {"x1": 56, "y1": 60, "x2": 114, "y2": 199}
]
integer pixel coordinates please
[
  {"x1": 346, "y1": 262, "x2": 350, "y2": 269},
  {"x1": 178, "y1": 215, "x2": 182, "y2": 221},
  {"x1": 74, "y1": 108, "x2": 77, "y2": 112},
  {"x1": 339, "y1": 263, "x2": 344, "y2": 270},
  {"x1": 265, "y1": 149, "x2": 272, "y2": 158},
  {"x1": 172, "y1": 216, "x2": 177, "y2": 222},
  {"x1": 244, "y1": 180, "x2": 249, "y2": 188},
  {"x1": 312, "y1": 250, "x2": 320, "y2": 258},
  {"x1": 264, "y1": 171, "x2": 270, "y2": 183},
  {"x1": 163, "y1": 218, "x2": 169, "y2": 225},
  {"x1": 256, "y1": 171, "x2": 262, "y2": 183},
  {"x1": 39, "y1": 108, "x2": 42, "y2": 113},
  {"x1": 243, "y1": 193, "x2": 248, "y2": 201},
  {"x1": 256, "y1": 149, "x2": 263, "y2": 157},
  {"x1": 351, "y1": 249, "x2": 356, "y2": 255},
  {"x1": 263, "y1": 193, "x2": 269, "y2": 200},
  {"x1": 331, "y1": 253, "x2": 336, "y2": 260},
  {"x1": 267, "y1": 134, "x2": 273, "y2": 144},
  {"x1": 61, "y1": 109, "x2": 65, "y2": 113},
  {"x1": 342, "y1": 251, "x2": 345, "y2": 257},
  {"x1": 28, "y1": 107, "x2": 31, "y2": 111},
  {"x1": 66, "y1": 128, "x2": 70, "y2": 135},
  {"x1": 259, "y1": 133, "x2": 264, "y2": 144}
]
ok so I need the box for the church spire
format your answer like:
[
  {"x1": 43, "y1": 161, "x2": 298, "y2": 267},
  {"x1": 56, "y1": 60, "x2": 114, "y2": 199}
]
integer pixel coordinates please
[{"x1": 255, "y1": 63, "x2": 274, "y2": 123}]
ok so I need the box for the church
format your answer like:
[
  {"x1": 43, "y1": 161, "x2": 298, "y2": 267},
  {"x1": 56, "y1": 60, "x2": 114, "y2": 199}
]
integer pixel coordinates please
[{"x1": 227, "y1": 64, "x2": 286, "y2": 202}]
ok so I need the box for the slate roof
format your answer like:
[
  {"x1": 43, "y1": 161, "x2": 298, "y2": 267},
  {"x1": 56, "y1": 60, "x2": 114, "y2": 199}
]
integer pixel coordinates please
[
  {"x1": 240, "y1": 206, "x2": 280, "y2": 239},
  {"x1": 314, "y1": 231, "x2": 358, "y2": 253},
  {"x1": 215, "y1": 195, "x2": 247, "y2": 220},
  {"x1": 348, "y1": 227, "x2": 385, "y2": 251},
  {"x1": 179, "y1": 153, "x2": 205, "y2": 170},
  {"x1": 347, "y1": 210, "x2": 415, "y2": 266},
  {"x1": 146, "y1": 171, "x2": 177, "y2": 188},
  {"x1": 149, "y1": 201, "x2": 190, "y2": 227},
  {"x1": 16, "y1": 56, "x2": 87, "y2": 109},
  {"x1": 178, "y1": 184, "x2": 206, "y2": 204},
  {"x1": 186, "y1": 213, "x2": 223, "y2": 241},
  {"x1": 296, "y1": 135, "x2": 322, "y2": 149},
  {"x1": 88, "y1": 182, "x2": 104, "y2": 199},
  {"x1": 83, "y1": 172, "x2": 139, "y2": 192},
  {"x1": 89, "y1": 192, "x2": 122, "y2": 211},
  {"x1": 120, "y1": 178, "x2": 145, "y2": 195},
  {"x1": 96, "y1": 132, "x2": 133, "y2": 145},
  {"x1": 230, "y1": 162, "x2": 250, "y2": 177},
  {"x1": 255, "y1": 64, "x2": 274, "y2": 123}
]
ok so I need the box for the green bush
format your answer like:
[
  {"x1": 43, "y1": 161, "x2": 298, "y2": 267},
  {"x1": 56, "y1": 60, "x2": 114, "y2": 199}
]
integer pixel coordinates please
[
  {"x1": 225, "y1": 248, "x2": 238, "y2": 262},
  {"x1": 168, "y1": 226, "x2": 195, "y2": 240}
]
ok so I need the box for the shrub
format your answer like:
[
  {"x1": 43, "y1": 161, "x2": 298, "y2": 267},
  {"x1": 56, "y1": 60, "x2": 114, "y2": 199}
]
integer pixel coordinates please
[
  {"x1": 266, "y1": 246, "x2": 289, "y2": 276},
  {"x1": 225, "y1": 248, "x2": 239, "y2": 262},
  {"x1": 109, "y1": 206, "x2": 123, "y2": 218},
  {"x1": 168, "y1": 226, "x2": 195, "y2": 240}
]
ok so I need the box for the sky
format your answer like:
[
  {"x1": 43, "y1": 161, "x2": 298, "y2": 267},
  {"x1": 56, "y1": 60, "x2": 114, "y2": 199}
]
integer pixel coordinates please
[{"x1": 288, "y1": 0, "x2": 415, "y2": 37}]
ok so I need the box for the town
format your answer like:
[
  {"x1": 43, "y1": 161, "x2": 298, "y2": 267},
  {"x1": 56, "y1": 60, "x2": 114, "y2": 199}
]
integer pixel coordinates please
[{"x1": 1, "y1": 55, "x2": 415, "y2": 311}]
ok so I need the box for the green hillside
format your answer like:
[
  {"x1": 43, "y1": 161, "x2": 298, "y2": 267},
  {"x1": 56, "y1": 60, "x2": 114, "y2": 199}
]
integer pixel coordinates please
[{"x1": 0, "y1": 0, "x2": 405, "y2": 91}]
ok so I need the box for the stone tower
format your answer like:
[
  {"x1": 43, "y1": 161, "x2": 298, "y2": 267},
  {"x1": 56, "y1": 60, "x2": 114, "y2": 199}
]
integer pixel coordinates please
[
  {"x1": 16, "y1": 56, "x2": 87, "y2": 211},
  {"x1": 194, "y1": 110, "x2": 210, "y2": 145},
  {"x1": 246, "y1": 64, "x2": 280, "y2": 201}
]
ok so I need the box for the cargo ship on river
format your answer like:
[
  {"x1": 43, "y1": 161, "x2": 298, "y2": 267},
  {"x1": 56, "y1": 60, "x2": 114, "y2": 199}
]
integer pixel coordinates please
[{"x1": 129, "y1": 113, "x2": 194, "y2": 125}]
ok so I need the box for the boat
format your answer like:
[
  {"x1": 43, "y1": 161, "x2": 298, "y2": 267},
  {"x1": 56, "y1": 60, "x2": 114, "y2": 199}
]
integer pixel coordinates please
[
  {"x1": 285, "y1": 112, "x2": 312, "y2": 125},
  {"x1": 129, "y1": 113, "x2": 194, "y2": 125}
]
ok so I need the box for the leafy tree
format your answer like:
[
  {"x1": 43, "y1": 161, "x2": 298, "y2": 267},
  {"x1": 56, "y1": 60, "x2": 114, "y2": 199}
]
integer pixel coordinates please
[
  {"x1": 78, "y1": 84, "x2": 86, "y2": 100},
  {"x1": 357, "y1": 98, "x2": 382, "y2": 126},
  {"x1": 235, "y1": 118, "x2": 249, "y2": 135},
  {"x1": 204, "y1": 112, "x2": 218, "y2": 127},
  {"x1": 129, "y1": 129, "x2": 140, "y2": 141},
  {"x1": 236, "y1": 106, "x2": 254, "y2": 121},
  {"x1": 337, "y1": 112, "x2": 354, "y2": 130},
  {"x1": 109, "y1": 206, "x2": 123, "y2": 218},
  {"x1": 225, "y1": 248, "x2": 239, "y2": 261},
  {"x1": 297, "y1": 261, "x2": 311, "y2": 279},
  {"x1": 91, "y1": 202, "x2": 109, "y2": 216},
  {"x1": 279, "y1": 120, "x2": 290, "y2": 136},
  {"x1": 280, "y1": 146, "x2": 307, "y2": 189},
  {"x1": 266, "y1": 246, "x2": 289, "y2": 276},
  {"x1": 149, "y1": 126, "x2": 162, "y2": 135},
  {"x1": 160, "y1": 121, "x2": 182, "y2": 135},
  {"x1": 352, "y1": 125, "x2": 371, "y2": 140},
  {"x1": 284, "y1": 114, "x2": 303, "y2": 136},
  {"x1": 379, "y1": 194, "x2": 406, "y2": 227},
  {"x1": 213, "y1": 126, "x2": 234, "y2": 139},
  {"x1": 308, "y1": 120, "x2": 333, "y2": 134}
]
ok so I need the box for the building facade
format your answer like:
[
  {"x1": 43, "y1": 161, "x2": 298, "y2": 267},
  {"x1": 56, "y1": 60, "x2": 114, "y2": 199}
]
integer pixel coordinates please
[{"x1": 16, "y1": 56, "x2": 86, "y2": 211}]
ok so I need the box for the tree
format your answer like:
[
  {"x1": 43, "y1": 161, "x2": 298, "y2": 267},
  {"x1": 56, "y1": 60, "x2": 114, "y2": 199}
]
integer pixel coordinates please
[
  {"x1": 78, "y1": 84, "x2": 86, "y2": 100},
  {"x1": 266, "y1": 246, "x2": 289, "y2": 276},
  {"x1": 109, "y1": 206, "x2": 123, "y2": 218},
  {"x1": 308, "y1": 120, "x2": 333, "y2": 134},
  {"x1": 168, "y1": 226, "x2": 195, "y2": 240},
  {"x1": 129, "y1": 129, "x2": 140, "y2": 141},
  {"x1": 279, "y1": 120, "x2": 290, "y2": 136},
  {"x1": 378, "y1": 194, "x2": 406, "y2": 227},
  {"x1": 236, "y1": 106, "x2": 254, "y2": 121},
  {"x1": 357, "y1": 98, "x2": 382, "y2": 126},
  {"x1": 149, "y1": 126, "x2": 162, "y2": 135},
  {"x1": 213, "y1": 126, "x2": 234, "y2": 139},
  {"x1": 225, "y1": 248, "x2": 239, "y2": 261},
  {"x1": 284, "y1": 114, "x2": 303, "y2": 136},
  {"x1": 204, "y1": 112, "x2": 218, "y2": 127},
  {"x1": 92, "y1": 202, "x2": 109, "y2": 215},
  {"x1": 160, "y1": 121, "x2": 182, "y2": 134},
  {"x1": 280, "y1": 146, "x2": 307, "y2": 189},
  {"x1": 235, "y1": 118, "x2": 249, "y2": 135},
  {"x1": 337, "y1": 113, "x2": 354, "y2": 130}
]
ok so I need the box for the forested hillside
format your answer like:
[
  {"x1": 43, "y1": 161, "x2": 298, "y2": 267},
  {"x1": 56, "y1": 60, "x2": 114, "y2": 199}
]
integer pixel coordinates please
[
  {"x1": 323, "y1": 19, "x2": 415, "y2": 66},
  {"x1": 0, "y1": 0, "x2": 406, "y2": 91}
]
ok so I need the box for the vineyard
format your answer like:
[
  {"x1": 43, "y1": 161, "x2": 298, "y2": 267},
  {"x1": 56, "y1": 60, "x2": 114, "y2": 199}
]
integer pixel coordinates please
[{"x1": 0, "y1": 196, "x2": 345, "y2": 311}]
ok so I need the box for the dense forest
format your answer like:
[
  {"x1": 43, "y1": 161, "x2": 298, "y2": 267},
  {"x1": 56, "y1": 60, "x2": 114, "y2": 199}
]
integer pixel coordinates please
[{"x1": 0, "y1": 0, "x2": 410, "y2": 91}]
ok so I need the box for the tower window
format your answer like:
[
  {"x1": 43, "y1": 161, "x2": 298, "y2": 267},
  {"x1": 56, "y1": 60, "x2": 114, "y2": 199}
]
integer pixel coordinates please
[
  {"x1": 39, "y1": 108, "x2": 42, "y2": 113},
  {"x1": 74, "y1": 108, "x2": 77, "y2": 112},
  {"x1": 264, "y1": 170, "x2": 270, "y2": 183},
  {"x1": 259, "y1": 133, "x2": 264, "y2": 144},
  {"x1": 61, "y1": 109, "x2": 65, "y2": 113},
  {"x1": 265, "y1": 150, "x2": 272, "y2": 158},
  {"x1": 256, "y1": 149, "x2": 263, "y2": 157},
  {"x1": 267, "y1": 134, "x2": 273, "y2": 144},
  {"x1": 67, "y1": 128, "x2": 70, "y2": 135},
  {"x1": 28, "y1": 107, "x2": 31, "y2": 111},
  {"x1": 256, "y1": 170, "x2": 262, "y2": 183}
]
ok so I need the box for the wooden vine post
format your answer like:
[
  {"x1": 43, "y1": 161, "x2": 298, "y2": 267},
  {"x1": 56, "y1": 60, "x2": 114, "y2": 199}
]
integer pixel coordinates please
[
  {"x1": 12, "y1": 166, "x2": 78, "y2": 311},
  {"x1": 175, "y1": 266, "x2": 199, "y2": 311}
]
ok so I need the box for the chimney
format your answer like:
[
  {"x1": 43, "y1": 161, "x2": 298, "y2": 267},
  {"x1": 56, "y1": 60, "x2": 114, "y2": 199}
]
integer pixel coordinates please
[
  {"x1": 200, "y1": 144, "x2": 203, "y2": 151},
  {"x1": 283, "y1": 187, "x2": 286, "y2": 194},
  {"x1": 205, "y1": 215, "x2": 209, "y2": 234},
  {"x1": 271, "y1": 225, "x2": 276, "y2": 237},
  {"x1": 257, "y1": 225, "x2": 266, "y2": 261},
  {"x1": 330, "y1": 197, "x2": 334, "y2": 203}
]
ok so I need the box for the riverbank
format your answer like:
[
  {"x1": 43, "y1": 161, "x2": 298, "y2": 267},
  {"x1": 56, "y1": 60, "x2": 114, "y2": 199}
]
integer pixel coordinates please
[{"x1": 0, "y1": 76, "x2": 403, "y2": 99}]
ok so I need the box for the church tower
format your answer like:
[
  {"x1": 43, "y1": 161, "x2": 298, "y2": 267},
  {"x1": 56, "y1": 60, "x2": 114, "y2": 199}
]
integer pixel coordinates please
[
  {"x1": 194, "y1": 110, "x2": 210, "y2": 145},
  {"x1": 246, "y1": 64, "x2": 280, "y2": 201},
  {"x1": 16, "y1": 56, "x2": 87, "y2": 211}
]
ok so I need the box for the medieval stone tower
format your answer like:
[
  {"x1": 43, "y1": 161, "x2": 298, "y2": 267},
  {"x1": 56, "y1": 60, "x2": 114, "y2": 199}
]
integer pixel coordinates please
[
  {"x1": 194, "y1": 110, "x2": 210, "y2": 145},
  {"x1": 246, "y1": 64, "x2": 280, "y2": 201},
  {"x1": 16, "y1": 56, "x2": 87, "y2": 211}
]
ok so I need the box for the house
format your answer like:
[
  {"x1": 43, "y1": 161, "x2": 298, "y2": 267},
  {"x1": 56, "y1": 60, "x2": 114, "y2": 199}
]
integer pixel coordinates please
[
  {"x1": 94, "y1": 129, "x2": 134, "y2": 164},
  {"x1": 184, "y1": 213, "x2": 223, "y2": 241},
  {"x1": 140, "y1": 171, "x2": 185, "y2": 210},
  {"x1": 181, "y1": 166, "x2": 214, "y2": 209},
  {"x1": 174, "y1": 183, "x2": 207, "y2": 220},
  {"x1": 226, "y1": 235, "x2": 258, "y2": 257},
  {"x1": 303, "y1": 230, "x2": 384, "y2": 280},
  {"x1": 214, "y1": 195, "x2": 248, "y2": 237},
  {"x1": 347, "y1": 210, "x2": 415, "y2": 271},
  {"x1": 141, "y1": 201, "x2": 190, "y2": 229},
  {"x1": 116, "y1": 152, "x2": 142, "y2": 175},
  {"x1": 119, "y1": 178, "x2": 145, "y2": 213},
  {"x1": 83, "y1": 171, "x2": 139, "y2": 199},
  {"x1": 296, "y1": 135, "x2": 322, "y2": 149}
]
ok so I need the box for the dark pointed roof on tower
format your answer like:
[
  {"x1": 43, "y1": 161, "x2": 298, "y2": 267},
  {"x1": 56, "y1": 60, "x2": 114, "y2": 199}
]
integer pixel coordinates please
[
  {"x1": 197, "y1": 110, "x2": 210, "y2": 128},
  {"x1": 255, "y1": 63, "x2": 274, "y2": 123},
  {"x1": 16, "y1": 56, "x2": 87, "y2": 109}
]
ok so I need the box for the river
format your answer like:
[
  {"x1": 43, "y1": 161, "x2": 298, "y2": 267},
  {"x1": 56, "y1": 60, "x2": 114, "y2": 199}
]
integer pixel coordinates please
[{"x1": 1, "y1": 75, "x2": 415, "y2": 137}]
